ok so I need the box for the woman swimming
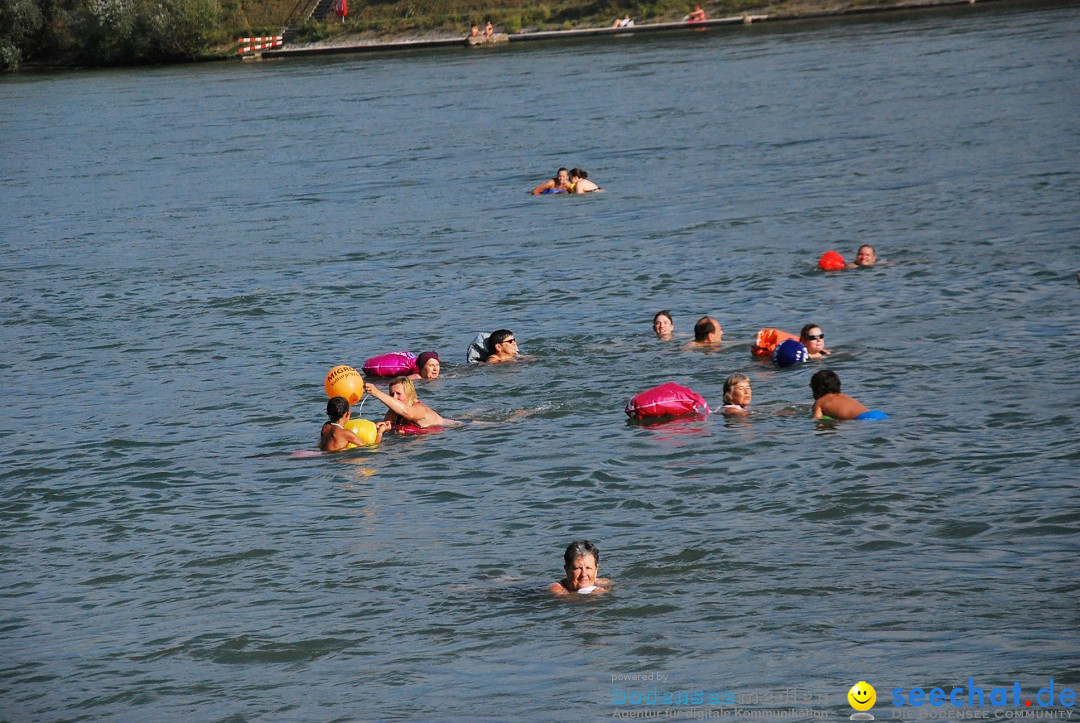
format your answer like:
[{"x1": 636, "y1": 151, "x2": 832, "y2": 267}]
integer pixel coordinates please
[
  {"x1": 549, "y1": 540, "x2": 611, "y2": 596},
  {"x1": 364, "y1": 378, "x2": 446, "y2": 430},
  {"x1": 721, "y1": 373, "x2": 752, "y2": 415}
]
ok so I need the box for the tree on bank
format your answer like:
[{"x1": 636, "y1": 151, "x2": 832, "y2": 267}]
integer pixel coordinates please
[{"x1": 1, "y1": 0, "x2": 229, "y2": 71}]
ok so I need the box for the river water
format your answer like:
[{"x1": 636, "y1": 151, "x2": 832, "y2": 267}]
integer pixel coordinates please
[{"x1": 2, "y1": 2, "x2": 1078, "y2": 719}]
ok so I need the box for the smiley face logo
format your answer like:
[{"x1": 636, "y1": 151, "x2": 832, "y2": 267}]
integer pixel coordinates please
[{"x1": 848, "y1": 681, "x2": 876, "y2": 711}]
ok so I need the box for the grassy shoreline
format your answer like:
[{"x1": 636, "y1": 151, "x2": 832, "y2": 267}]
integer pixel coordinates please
[{"x1": 281, "y1": 0, "x2": 983, "y2": 47}]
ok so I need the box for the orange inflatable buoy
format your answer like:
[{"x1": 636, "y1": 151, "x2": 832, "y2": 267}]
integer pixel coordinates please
[
  {"x1": 818, "y1": 250, "x2": 847, "y2": 271},
  {"x1": 324, "y1": 365, "x2": 364, "y2": 404},
  {"x1": 750, "y1": 328, "x2": 799, "y2": 357}
]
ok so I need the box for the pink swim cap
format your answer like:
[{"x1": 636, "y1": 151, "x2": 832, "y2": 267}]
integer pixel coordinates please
[{"x1": 818, "y1": 251, "x2": 846, "y2": 271}]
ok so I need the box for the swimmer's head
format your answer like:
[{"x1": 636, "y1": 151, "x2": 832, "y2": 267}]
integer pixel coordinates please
[
  {"x1": 487, "y1": 329, "x2": 517, "y2": 357},
  {"x1": 326, "y1": 396, "x2": 349, "y2": 422},
  {"x1": 569, "y1": 168, "x2": 588, "y2": 181},
  {"x1": 416, "y1": 351, "x2": 440, "y2": 379},
  {"x1": 723, "y1": 373, "x2": 752, "y2": 406},
  {"x1": 693, "y1": 316, "x2": 722, "y2": 343},
  {"x1": 773, "y1": 339, "x2": 808, "y2": 367},
  {"x1": 855, "y1": 245, "x2": 876, "y2": 266},
  {"x1": 653, "y1": 310, "x2": 673, "y2": 338},
  {"x1": 810, "y1": 369, "x2": 841, "y2": 398},
  {"x1": 563, "y1": 540, "x2": 600, "y2": 592},
  {"x1": 556, "y1": 168, "x2": 569, "y2": 185},
  {"x1": 800, "y1": 324, "x2": 826, "y2": 355},
  {"x1": 387, "y1": 376, "x2": 417, "y2": 403}
]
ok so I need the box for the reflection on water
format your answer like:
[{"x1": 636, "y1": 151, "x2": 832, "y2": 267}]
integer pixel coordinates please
[{"x1": 1, "y1": 2, "x2": 1078, "y2": 718}]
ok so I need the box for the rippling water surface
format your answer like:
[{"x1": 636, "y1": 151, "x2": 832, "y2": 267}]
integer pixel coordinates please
[{"x1": 2, "y1": 2, "x2": 1078, "y2": 719}]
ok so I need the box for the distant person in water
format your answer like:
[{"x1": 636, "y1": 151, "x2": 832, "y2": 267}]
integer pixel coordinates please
[
  {"x1": 531, "y1": 167, "x2": 571, "y2": 195},
  {"x1": 850, "y1": 244, "x2": 877, "y2": 267},
  {"x1": 721, "y1": 373, "x2": 752, "y2": 415},
  {"x1": 568, "y1": 168, "x2": 600, "y2": 193},
  {"x1": 483, "y1": 329, "x2": 524, "y2": 363},
  {"x1": 549, "y1": 540, "x2": 611, "y2": 596},
  {"x1": 686, "y1": 4, "x2": 707, "y2": 22},
  {"x1": 686, "y1": 316, "x2": 723, "y2": 348},
  {"x1": 810, "y1": 369, "x2": 887, "y2": 420},
  {"x1": 364, "y1": 377, "x2": 446, "y2": 429},
  {"x1": 653, "y1": 310, "x2": 674, "y2": 340},
  {"x1": 799, "y1": 323, "x2": 832, "y2": 358},
  {"x1": 319, "y1": 396, "x2": 386, "y2": 451},
  {"x1": 469, "y1": 24, "x2": 480, "y2": 37},
  {"x1": 410, "y1": 351, "x2": 441, "y2": 380},
  {"x1": 485, "y1": 21, "x2": 494, "y2": 36}
]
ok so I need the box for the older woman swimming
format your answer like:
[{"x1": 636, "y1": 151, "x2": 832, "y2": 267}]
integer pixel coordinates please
[
  {"x1": 409, "y1": 351, "x2": 440, "y2": 380},
  {"x1": 549, "y1": 540, "x2": 611, "y2": 596},
  {"x1": 721, "y1": 373, "x2": 752, "y2": 415},
  {"x1": 363, "y1": 377, "x2": 446, "y2": 430}
]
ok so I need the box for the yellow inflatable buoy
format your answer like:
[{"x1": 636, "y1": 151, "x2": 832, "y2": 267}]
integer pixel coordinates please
[
  {"x1": 344, "y1": 418, "x2": 378, "y2": 448},
  {"x1": 325, "y1": 365, "x2": 364, "y2": 404}
]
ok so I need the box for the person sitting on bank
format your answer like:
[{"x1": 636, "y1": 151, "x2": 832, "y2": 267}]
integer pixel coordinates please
[
  {"x1": 568, "y1": 168, "x2": 600, "y2": 193},
  {"x1": 612, "y1": 15, "x2": 634, "y2": 27},
  {"x1": 531, "y1": 167, "x2": 571, "y2": 195},
  {"x1": 549, "y1": 540, "x2": 611, "y2": 596},
  {"x1": 653, "y1": 310, "x2": 674, "y2": 340},
  {"x1": 721, "y1": 373, "x2": 752, "y2": 415},
  {"x1": 483, "y1": 329, "x2": 524, "y2": 363},
  {"x1": 799, "y1": 323, "x2": 832, "y2": 358},
  {"x1": 319, "y1": 396, "x2": 387, "y2": 451},
  {"x1": 686, "y1": 316, "x2": 723, "y2": 348},
  {"x1": 363, "y1": 378, "x2": 446, "y2": 429},
  {"x1": 810, "y1": 369, "x2": 887, "y2": 420},
  {"x1": 685, "y1": 4, "x2": 707, "y2": 22}
]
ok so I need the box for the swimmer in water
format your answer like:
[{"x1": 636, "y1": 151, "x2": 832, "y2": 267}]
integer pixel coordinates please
[
  {"x1": 721, "y1": 373, "x2": 752, "y2": 415},
  {"x1": 549, "y1": 540, "x2": 611, "y2": 596},
  {"x1": 810, "y1": 369, "x2": 885, "y2": 420},
  {"x1": 483, "y1": 329, "x2": 525, "y2": 363},
  {"x1": 409, "y1": 351, "x2": 441, "y2": 380},
  {"x1": 799, "y1": 323, "x2": 832, "y2": 358},
  {"x1": 319, "y1": 396, "x2": 387, "y2": 451},
  {"x1": 568, "y1": 168, "x2": 600, "y2": 193},
  {"x1": 685, "y1": 316, "x2": 723, "y2": 349},
  {"x1": 653, "y1": 310, "x2": 674, "y2": 340},
  {"x1": 531, "y1": 168, "x2": 571, "y2": 195},
  {"x1": 849, "y1": 244, "x2": 877, "y2": 267},
  {"x1": 364, "y1": 377, "x2": 446, "y2": 429}
]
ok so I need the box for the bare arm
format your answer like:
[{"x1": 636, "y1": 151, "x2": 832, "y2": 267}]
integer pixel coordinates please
[{"x1": 531, "y1": 179, "x2": 555, "y2": 195}]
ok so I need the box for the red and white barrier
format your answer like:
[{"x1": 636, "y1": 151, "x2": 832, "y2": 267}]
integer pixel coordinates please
[{"x1": 237, "y1": 36, "x2": 283, "y2": 54}]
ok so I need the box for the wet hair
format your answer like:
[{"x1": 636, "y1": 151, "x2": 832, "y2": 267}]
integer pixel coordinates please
[
  {"x1": 800, "y1": 323, "x2": 823, "y2": 340},
  {"x1": 387, "y1": 376, "x2": 417, "y2": 403},
  {"x1": 723, "y1": 373, "x2": 750, "y2": 404},
  {"x1": 810, "y1": 369, "x2": 842, "y2": 398},
  {"x1": 569, "y1": 168, "x2": 588, "y2": 180},
  {"x1": 857, "y1": 244, "x2": 876, "y2": 256},
  {"x1": 693, "y1": 316, "x2": 717, "y2": 342},
  {"x1": 653, "y1": 310, "x2": 672, "y2": 325},
  {"x1": 563, "y1": 540, "x2": 599, "y2": 568},
  {"x1": 555, "y1": 167, "x2": 569, "y2": 181},
  {"x1": 485, "y1": 329, "x2": 515, "y2": 359},
  {"x1": 326, "y1": 396, "x2": 349, "y2": 422}
]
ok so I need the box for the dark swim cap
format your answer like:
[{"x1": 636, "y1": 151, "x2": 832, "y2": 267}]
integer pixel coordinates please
[
  {"x1": 773, "y1": 339, "x2": 809, "y2": 368},
  {"x1": 416, "y1": 351, "x2": 439, "y2": 369}
]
